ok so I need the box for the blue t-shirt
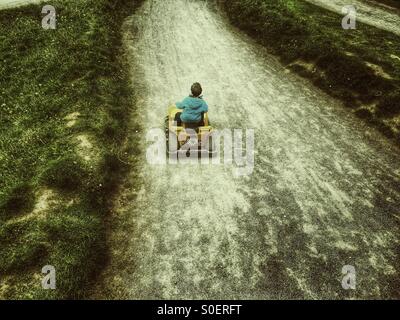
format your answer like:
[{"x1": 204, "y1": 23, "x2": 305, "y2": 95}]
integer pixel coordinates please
[{"x1": 176, "y1": 96, "x2": 209, "y2": 123}]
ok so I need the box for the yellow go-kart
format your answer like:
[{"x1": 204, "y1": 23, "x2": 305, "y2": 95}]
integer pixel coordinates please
[{"x1": 165, "y1": 106, "x2": 217, "y2": 158}]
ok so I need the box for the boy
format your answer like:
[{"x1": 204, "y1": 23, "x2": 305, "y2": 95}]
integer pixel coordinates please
[{"x1": 175, "y1": 83, "x2": 208, "y2": 125}]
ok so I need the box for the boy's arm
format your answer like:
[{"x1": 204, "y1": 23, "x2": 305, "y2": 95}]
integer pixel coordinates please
[
  {"x1": 176, "y1": 98, "x2": 187, "y2": 109},
  {"x1": 202, "y1": 100, "x2": 209, "y2": 113}
]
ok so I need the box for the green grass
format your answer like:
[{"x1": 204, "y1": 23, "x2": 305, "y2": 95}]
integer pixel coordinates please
[
  {"x1": 219, "y1": 0, "x2": 400, "y2": 143},
  {"x1": 0, "y1": 0, "x2": 142, "y2": 299}
]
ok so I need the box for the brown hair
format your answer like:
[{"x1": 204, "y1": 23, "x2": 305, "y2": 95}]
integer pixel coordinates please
[{"x1": 191, "y1": 82, "x2": 202, "y2": 97}]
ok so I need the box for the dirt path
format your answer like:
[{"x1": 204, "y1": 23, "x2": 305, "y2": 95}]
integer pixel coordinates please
[
  {"x1": 305, "y1": 0, "x2": 400, "y2": 36},
  {"x1": 94, "y1": 0, "x2": 400, "y2": 299}
]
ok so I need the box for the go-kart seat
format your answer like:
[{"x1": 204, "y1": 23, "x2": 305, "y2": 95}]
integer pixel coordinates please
[{"x1": 183, "y1": 112, "x2": 205, "y2": 131}]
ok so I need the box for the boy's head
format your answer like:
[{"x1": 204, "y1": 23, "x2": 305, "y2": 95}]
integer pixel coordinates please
[{"x1": 191, "y1": 82, "x2": 202, "y2": 97}]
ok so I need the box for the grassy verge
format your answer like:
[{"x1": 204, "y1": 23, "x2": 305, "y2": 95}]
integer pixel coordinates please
[
  {"x1": 0, "y1": 0, "x2": 142, "y2": 299},
  {"x1": 218, "y1": 0, "x2": 400, "y2": 143}
]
